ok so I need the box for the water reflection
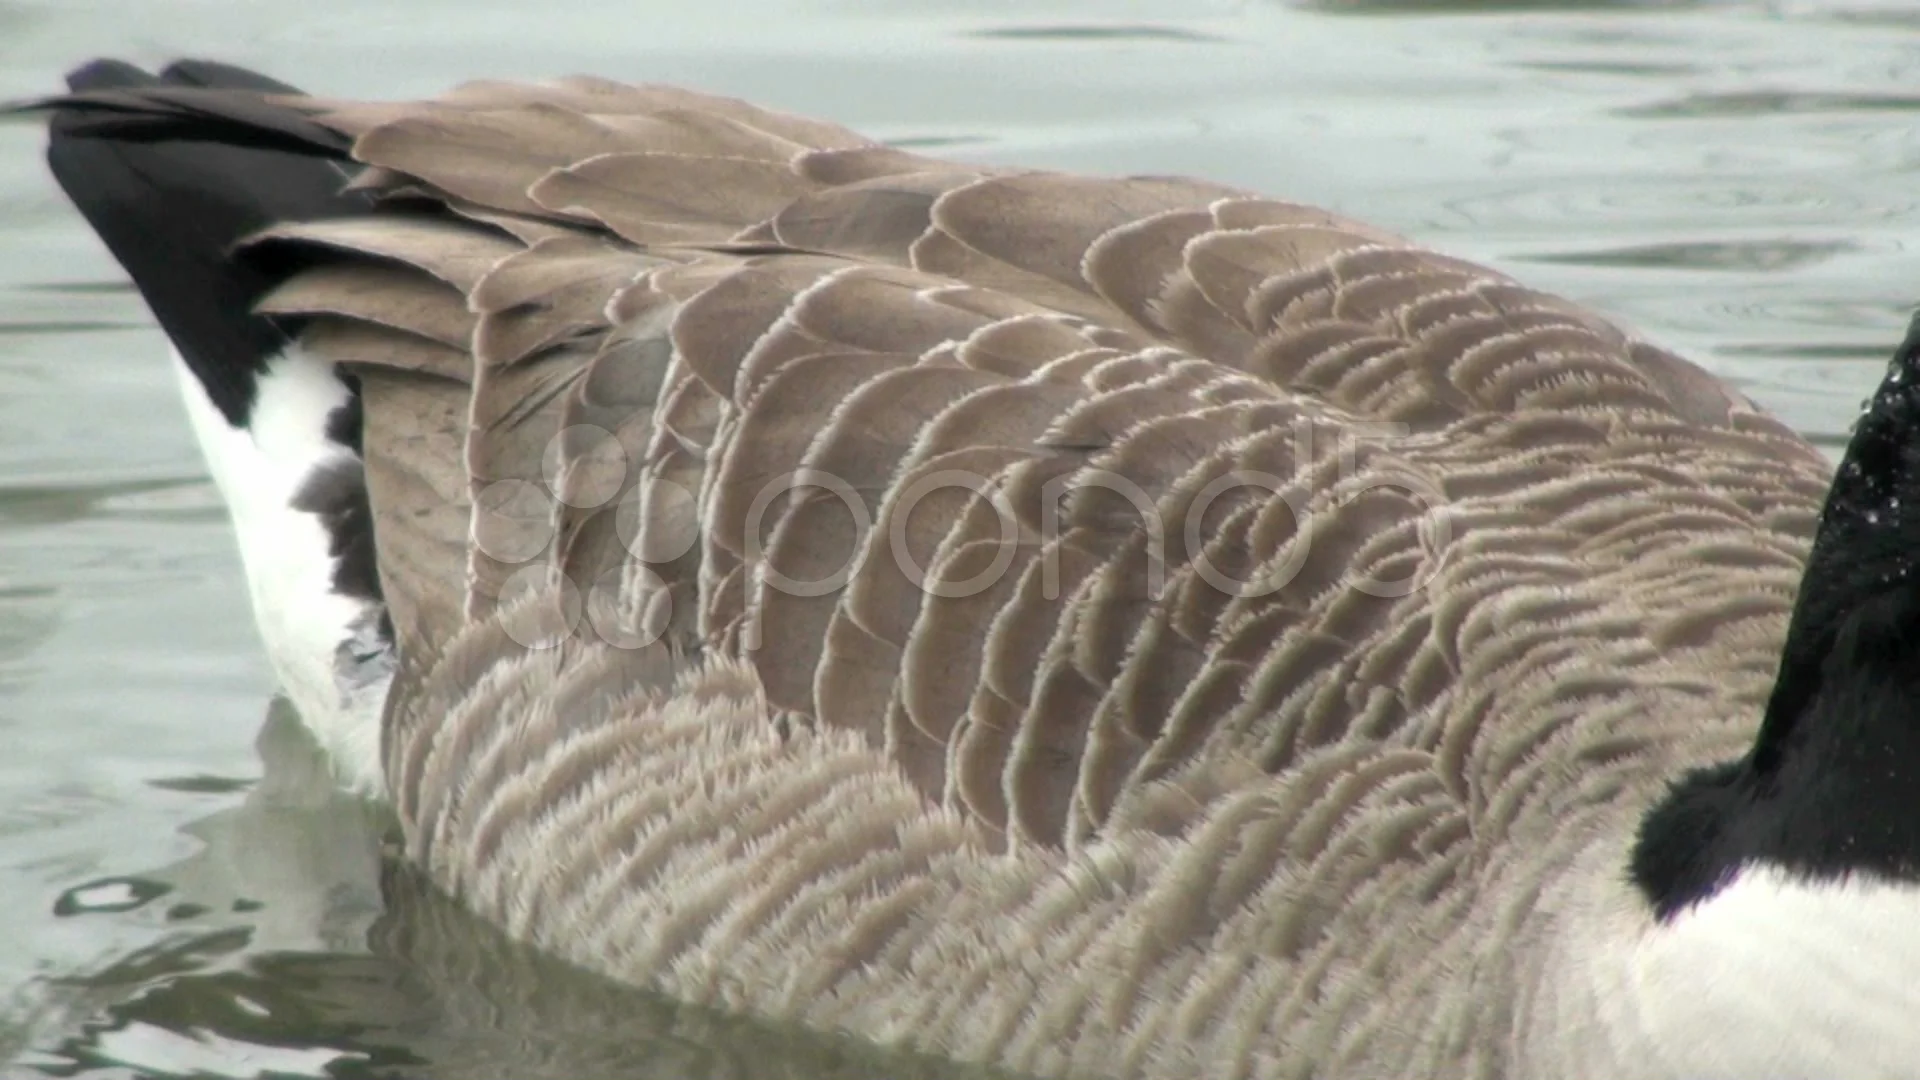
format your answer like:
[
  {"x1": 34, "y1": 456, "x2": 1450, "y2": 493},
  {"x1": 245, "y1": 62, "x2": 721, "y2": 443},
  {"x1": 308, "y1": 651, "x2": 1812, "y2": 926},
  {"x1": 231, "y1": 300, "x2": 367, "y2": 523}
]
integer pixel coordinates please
[{"x1": 15, "y1": 703, "x2": 1007, "y2": 1080}]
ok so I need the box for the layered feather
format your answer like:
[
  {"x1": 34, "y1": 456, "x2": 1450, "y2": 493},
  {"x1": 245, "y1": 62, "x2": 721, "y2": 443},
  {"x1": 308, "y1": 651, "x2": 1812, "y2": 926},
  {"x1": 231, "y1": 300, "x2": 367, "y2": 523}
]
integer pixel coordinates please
[{"x1": 58, "y1": 76, "x2": 1839, "y2": 1077}]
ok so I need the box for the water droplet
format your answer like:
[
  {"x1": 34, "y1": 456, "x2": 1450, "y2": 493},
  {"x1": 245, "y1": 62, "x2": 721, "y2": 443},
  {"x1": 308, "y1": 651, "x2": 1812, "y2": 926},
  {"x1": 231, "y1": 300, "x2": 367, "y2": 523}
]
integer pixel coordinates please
[{"x1": 1866, "y1": 510, "x2": 1882, "y2": 525}]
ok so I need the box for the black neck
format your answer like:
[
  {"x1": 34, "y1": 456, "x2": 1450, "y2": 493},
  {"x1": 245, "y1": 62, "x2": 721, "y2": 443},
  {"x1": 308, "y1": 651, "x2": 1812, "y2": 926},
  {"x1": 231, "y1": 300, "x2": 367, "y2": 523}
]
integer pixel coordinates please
[{"x1": 1633, "y1": 311, "x2": 1920, "y2": 920}]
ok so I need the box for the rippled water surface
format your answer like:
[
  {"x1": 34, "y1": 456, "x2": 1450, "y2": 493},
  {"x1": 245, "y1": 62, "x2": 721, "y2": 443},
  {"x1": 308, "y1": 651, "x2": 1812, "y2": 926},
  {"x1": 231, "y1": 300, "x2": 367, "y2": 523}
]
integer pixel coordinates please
[{"x1": 0, "y1": 0, "x2": 1916, "y2": 1075}]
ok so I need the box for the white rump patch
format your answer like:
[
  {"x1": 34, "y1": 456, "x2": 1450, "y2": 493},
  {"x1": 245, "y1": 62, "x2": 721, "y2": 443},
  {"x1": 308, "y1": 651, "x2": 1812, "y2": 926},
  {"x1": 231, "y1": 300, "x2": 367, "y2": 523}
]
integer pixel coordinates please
[{"x1": 171, "y1": 347, "x2": 389, "y2": 795}]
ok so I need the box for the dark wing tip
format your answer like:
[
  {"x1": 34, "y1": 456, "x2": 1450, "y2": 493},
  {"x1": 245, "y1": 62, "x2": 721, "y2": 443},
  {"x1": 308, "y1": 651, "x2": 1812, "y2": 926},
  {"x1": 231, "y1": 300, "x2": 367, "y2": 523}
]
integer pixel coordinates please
[
  {"x1": 25, "y1": 57, "x2": 364, "y2": 426},
  {"x1": 63, "y1": 58, "x2": 160, "y2": 92},
  {"x1": 56, "y1": 56, "x2": 300, "y2": 93},
  {"x1": 157, "y1": 59, "x2": 304, "y2": 94},
  {"x1": 2, "y1": 57, "x2": 346, "y2": 158}
]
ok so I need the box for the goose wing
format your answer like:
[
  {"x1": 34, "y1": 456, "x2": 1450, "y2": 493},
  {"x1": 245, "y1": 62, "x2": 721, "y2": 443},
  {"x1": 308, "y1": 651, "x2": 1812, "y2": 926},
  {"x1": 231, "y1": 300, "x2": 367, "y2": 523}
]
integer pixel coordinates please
[{"x1": 187, "y1": 76, "x2": 1827, "y2": 850}]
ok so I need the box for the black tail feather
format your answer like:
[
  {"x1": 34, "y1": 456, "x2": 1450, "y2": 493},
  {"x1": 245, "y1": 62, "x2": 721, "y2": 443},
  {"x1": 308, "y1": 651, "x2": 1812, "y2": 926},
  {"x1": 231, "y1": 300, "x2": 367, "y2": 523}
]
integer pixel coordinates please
[
  {"x1": 30, "y1": 59, "x2": 365, "y2": 425},
  {"x1": 153, "y1": 59, "x2": 305, "y2": 94}
]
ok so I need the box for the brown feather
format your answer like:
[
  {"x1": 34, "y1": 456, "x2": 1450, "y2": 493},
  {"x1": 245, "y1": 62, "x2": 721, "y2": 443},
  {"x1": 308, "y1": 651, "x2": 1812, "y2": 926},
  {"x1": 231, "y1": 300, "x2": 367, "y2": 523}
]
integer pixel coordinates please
[{"x1": 218, "y1": 74, "x2": 1839, "y2": 1080}]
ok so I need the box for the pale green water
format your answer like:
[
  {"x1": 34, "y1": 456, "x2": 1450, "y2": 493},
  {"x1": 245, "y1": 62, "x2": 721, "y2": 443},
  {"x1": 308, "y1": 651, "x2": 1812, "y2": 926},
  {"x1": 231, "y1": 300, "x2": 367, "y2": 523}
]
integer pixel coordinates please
[{"x1": 0, "y1": 0, "x2": 1915, "y2": 1075}]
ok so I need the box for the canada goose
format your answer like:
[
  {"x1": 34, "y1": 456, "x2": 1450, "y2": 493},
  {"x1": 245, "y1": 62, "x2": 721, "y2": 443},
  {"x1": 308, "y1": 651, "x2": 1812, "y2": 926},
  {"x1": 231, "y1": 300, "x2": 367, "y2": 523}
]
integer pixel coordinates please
[{"x1": 17, "y1": 54, "x2": 1920, "y2": 1080}]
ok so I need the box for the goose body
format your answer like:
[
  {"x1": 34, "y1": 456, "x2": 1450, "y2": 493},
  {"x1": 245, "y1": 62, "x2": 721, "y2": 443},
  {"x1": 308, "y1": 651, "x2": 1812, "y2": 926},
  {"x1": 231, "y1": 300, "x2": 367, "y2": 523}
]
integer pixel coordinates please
[{"x1": 23, "y1": 58, "x2": 1920, "y2": 1079}]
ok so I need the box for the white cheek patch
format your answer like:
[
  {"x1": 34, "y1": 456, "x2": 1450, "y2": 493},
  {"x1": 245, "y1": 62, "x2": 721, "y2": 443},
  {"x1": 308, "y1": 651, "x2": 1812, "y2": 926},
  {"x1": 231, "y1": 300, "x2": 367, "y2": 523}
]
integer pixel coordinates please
[{"x1": 170, "y1": 345, "x2": 390, "y2": 796}]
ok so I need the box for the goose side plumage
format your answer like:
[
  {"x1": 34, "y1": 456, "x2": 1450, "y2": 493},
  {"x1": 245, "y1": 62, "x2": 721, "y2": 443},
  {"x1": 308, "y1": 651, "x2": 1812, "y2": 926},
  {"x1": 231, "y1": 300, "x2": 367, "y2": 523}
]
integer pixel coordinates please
[{"x1": 18, "y1": 57, "x2": 1920, "y2": 1080}]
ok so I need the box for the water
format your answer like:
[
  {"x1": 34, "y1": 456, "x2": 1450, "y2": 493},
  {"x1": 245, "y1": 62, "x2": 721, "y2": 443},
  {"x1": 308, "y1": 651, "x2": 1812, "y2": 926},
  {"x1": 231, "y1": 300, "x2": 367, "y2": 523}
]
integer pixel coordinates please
[{"x1": 0, "y1": 0, "x2": 1915, "y2": 1075}]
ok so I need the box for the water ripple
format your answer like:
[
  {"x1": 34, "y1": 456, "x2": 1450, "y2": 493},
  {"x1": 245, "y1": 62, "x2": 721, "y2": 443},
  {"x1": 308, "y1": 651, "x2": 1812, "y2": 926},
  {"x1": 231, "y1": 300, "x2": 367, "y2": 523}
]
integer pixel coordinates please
[
  {"x1": 1424, "y1": 176, "x2": 1914, "y2": 235},
  {"x1": 965, "y1": 23, "x2": 1228, "y2": 43},
  {"x1": 0, "y1": 319, "x2": 141, "y2": 336},
  {"x1": 1621, "y1": 89, "x2": 1920, "y2": 119},
  {"x1": 1519, "y1": 238, "x2": 1859, "y2": 273},
  {"x1": 0, "y1": 478, "x2": 213, "y2": 529},
  {"x1": 14, "y1": 281, "x2": 135, "y2": 296},
  {"x1": 1295, "y1": 0, "x2": 1715, "y2": 12},
  {"x1": 1513, "y1": 59, "x2": 1703, "y2": 78}
]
